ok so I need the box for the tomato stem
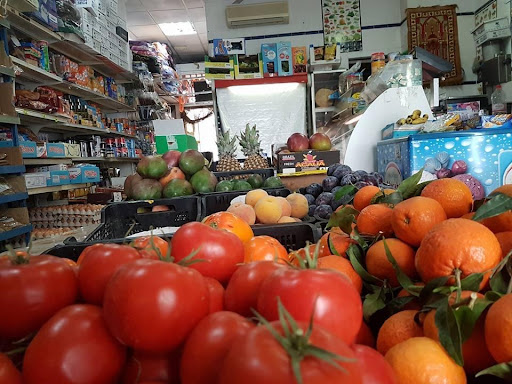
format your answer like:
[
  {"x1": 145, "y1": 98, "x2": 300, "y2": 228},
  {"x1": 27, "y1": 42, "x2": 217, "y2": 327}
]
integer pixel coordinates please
[{"x1": 5, "y1": 245, "x2": 29, "y2": 265}]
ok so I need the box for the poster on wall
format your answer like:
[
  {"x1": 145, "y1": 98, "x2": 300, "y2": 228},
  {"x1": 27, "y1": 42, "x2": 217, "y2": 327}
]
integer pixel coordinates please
[
  {"x1": 475, "y1": 0, "x2": 498, "y2": 28},
  {"x1": 322, "y1": 0, "x2": 362, "y2": 53}
]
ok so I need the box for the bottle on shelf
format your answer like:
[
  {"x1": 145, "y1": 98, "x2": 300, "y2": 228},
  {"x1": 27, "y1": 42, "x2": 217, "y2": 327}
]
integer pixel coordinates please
[{"x1": 491, "y1": 85, "x2": 507, "y2": 115}]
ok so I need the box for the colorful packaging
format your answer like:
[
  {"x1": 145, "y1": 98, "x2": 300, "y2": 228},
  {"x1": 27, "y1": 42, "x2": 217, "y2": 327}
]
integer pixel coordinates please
[
  {"x1": 277, "y1": 42, "x2": 293, "y2": 76},
  {"x1": 292, "y1": 46, "x2": 307, "y2": 74},
  {"x1": 261, "y1": 43, "x2": 278, "y2": 77}
]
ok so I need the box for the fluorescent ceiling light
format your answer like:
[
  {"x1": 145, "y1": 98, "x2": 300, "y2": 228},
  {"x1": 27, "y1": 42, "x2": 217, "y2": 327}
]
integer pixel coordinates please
[{"x1": 159, "y1": 22, "x2": 196, "y2": 36}]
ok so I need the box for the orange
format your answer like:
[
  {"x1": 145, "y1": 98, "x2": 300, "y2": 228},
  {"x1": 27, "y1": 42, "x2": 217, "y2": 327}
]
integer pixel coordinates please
[
  {"x1": 485, "y1": 294, "x2": 512, "y2": 363},
  {"x1": 415, "y1": 219, "x2": 502, "y2": 288},
  {"x1": 244, "y1": 235, "x2": 288, "y2": 264},
  {"x1": 356, "y1": 204, "x2": 394, "y2": 237},
  {"x1": 391, "y1": 196, "x2": 447, "y2": 247},
  {"x1": 202, "y1": 211, "x2": 254, "y2": 244},
  {"x1": 482, "y1": 185, "x2": 512, "y2": 232},
  {"x1": 317, "y1": 255, "x2": 363, "y2": 293},
  {"x1": 496, "y1": 232, "x2": 512, "y2": 257},
  {"x1": 355, "y1": 321, "x2": 375, "y2": 348},
  {"x1": 376, "y1": 310, "x2": 423, "y2": 355},
  {"x1": 370, "y1": 189, "x2": 397, "y2": 205},
  {"x1": 385, "y1": 337, "x2": 466, "y2": 384},
  {"x1": 366, "y1": 239, "x2": 416, "y2": 287},
  {"x1": 423, "y1": 292, "x2": 494, "y2": 375},
  {"x1": 353, "y1": 185, "x2": 380, "y2": 211},
  {"x1": 461, "y1": 212, "x2": 475, "y2": 220},
  {"x1": 421, "y1": 178, "x2": 473, "y2": 218},
  {"x1": 318, "y1": 231, "x2": 355, "y2": 257}
]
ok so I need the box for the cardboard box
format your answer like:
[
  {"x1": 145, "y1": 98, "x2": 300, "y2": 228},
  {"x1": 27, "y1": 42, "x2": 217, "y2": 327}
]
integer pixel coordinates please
[
  {"x1": 213, "y1": 38, "x2": 245, "y2": 56},
  {"x1": 64, "y1": 143, "x2": 81, "y2": 157},
  {"x1": 204, "y1": 55, "x2": 235, "y2": 79},
  {"x1": 381, "y1": 123, "x2": 421, "y2": 140},
  {"x1": 5, "y1": 176, "x2": 27, "y2": 194},
  {"x1": 20, "y1": 141, "x2": 37, "y2": 158},
  {"x1": 8, "y1": 0, "x2": 38, "y2": 12},
  {"x1": 261, "y1": 43, "x2": 278, "y2": 77},
  {"x1": 47, "y1": 171, "x2": 70, "y2": 186},
  {"x1": 69, "y1": 165, "x2": 100, "y2": 183},
  {"x1": 292, "y1": 46, "x2": 307, "y2": 74},
  {"x1": 277, "y1": 42, "x2": 293, "y2": 76},
  {"x1": 46, "y1": 143, "x2": 66, "y2": 158},
  {"x1": 25, "y1": 172, "x2": 48, "y2": 189},
  {"x1": 28, "y1": 0, "x2": 59, "y2": 31},
  {"x1": 276, "y1": 150, "x2": 341, "y2": 175},
  {"x1": 234, "y1": 54, "x2": 263, "y2": 79},
  {"x1": 0, "y1": 147, "x2": 23, "y2": 166}
]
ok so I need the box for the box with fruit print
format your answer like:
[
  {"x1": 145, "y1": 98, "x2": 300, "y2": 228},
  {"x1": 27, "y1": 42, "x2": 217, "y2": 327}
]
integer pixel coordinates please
[
  {"x1": 377, "y1": 128, "x2": 512, "y2": 197},
  {"x1": 277, "y1": 150, "x2": 341, "y2": 176}
]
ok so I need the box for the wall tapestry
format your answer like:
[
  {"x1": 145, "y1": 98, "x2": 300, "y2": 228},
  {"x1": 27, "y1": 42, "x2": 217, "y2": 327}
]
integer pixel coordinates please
[
  {"x1": 322, "y1": 0, "x2": 362, "y2": 53},
  {"x1": 407, "y1": 5, "x2": 463, "y2": 86}
]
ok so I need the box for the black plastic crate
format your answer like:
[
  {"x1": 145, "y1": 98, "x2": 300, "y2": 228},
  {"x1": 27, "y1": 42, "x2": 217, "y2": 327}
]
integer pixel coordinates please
[
  {"x1": 212, "y1": 167, "x2": 275, "y2": 181},
  {"x1": 200, "y1": 188, "x2": 291, "y2": 218},
  {"x1": 86, "y1": 197, "x2": 200, "y2": 241},
  {"x1": 45, "y1": 222, "x2": 320, "y2": 261}
]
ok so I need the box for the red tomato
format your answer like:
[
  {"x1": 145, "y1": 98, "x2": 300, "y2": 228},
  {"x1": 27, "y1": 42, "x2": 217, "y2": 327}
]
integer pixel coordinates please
[
  {"x1": 0, "y1": 254, "x2": 78, "y2": 340},
  {"x1": 218, "y1": 321, "x2": 362, "y2": 384},
  {"x1": 78, "y1": 243, "x2": 141, "y2": 305},
  {"x1": 180, "y1": 311, "x2": 255, "y2": 384},
  {"x1": 257, "y1": 268, "x2": 362, "y2": 345},
  {"x1": 132, "y1": 236, "x2": 170, "y2": 260},
  {"x1": 205, "y1": 277, "x2": 224, "y2": 314},
  {"x1": 103, "y1": 259, "x2": 209, "y2": 353},
  {"x1": 224, "y1": 261, "x2": 285, "y2": 317},
  {"x1": 122, "y1": 350, "x2": 180, "y2": 384},
  {"x1": 23, "y1": 304, "x2": 126, "y2": 384},
  {"x1": 0, "y1": 353, "x2": 22, "y2": 384},
  {"x1": 352, "y1": 344, "x2": 397, "y2": 384},
  {"x1": 171, "y1": 222, "x2": 245, "y2": 284},
  {"x1": 355, "y1": 321, "x2": 375, "y2": 348}
]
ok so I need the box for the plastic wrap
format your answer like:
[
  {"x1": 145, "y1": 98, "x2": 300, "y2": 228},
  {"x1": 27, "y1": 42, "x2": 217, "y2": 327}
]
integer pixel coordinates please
[
  {"x1": 56, "y1": 0, "x2": 81, "y2": 30},
  {"x1": 216, "y1": 83, "x2": 307, "y2": 158}
]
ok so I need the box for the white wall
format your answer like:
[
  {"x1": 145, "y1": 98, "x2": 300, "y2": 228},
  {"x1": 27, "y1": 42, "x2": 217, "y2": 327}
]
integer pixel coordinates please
[{"x1": 491, "y1": 0, "x2": 512, "y2": 102}]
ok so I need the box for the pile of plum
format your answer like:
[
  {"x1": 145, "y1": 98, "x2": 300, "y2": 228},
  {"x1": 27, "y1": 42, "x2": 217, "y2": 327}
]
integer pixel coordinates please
[{"x1": 298, "y1": 164, "x2": 385, "y2": 220}]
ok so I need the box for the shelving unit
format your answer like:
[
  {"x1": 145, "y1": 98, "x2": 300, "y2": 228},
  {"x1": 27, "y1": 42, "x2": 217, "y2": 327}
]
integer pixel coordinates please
[{"x1": 27, "y1": 183, "x2": 92, "y2": 196}]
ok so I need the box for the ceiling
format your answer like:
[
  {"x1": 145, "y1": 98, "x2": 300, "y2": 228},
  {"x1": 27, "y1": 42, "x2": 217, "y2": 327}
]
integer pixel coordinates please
[{"x1": 126, "y1": 0, "x2": 208, "y2": 64}]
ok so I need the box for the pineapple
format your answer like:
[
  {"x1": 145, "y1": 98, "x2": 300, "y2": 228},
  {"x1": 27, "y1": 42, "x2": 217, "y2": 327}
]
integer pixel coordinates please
[
  {"x1": 216, "y1": 131, "x2": 242, "y2": 172},
  {"x1": 239, "y1": 124, "x2": 269, "y2": 170}
]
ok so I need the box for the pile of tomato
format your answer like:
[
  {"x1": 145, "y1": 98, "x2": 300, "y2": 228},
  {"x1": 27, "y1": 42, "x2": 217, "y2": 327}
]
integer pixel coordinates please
[{"x1": 0, "y1": 219, "x2": 392, "y2": 384}]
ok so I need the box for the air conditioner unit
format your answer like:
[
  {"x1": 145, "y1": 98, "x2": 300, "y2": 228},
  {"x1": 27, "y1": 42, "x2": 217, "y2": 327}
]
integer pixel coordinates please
[{"x1": 226, "y1": 1, "x2": 289, "y2": 29}]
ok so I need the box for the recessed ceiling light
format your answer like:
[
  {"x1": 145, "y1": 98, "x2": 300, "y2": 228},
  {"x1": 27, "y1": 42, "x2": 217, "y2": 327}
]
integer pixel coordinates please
[{"x1": 159, "y1": 22, "x2": 196, "y2": 36}]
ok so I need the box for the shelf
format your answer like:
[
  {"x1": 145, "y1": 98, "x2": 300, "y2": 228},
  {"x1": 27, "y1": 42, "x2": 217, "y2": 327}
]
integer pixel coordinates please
[
  {"x1": 0, "y1": 192, "x2": 29, "y2": 204},
  {"x1": 0, "y1": 224, "x2": 32, "y2": 243},
  {"x1": 0, "y1": 165, "x2": 25, "y2": 174},
  {"x1": 43, "y1": 122, "x2": 135, "y2": 138},
  {"x1": 16, "y1": 108, "x2": 70, "y2": 125},
  {"x1": 185, "y1": 101, "x2": 214, "y2": 108},
  {"x1": 315, "y1": 106, "x2": 337, "y2": 112},
  {"x1": 7, "y1": 7, "x2": 61, "y2": 44},
  {"x1": 0, "y1": 115, "x2": 20, "y2": 125},
  {"x1": 215, "y1": 74, "x2": 308, "y2": 88},
  {"x1": 24, "y1": 158, "x2": 73, "y2": 165},
  {"x1": 73, "y1": 157, "x2": 140, "y2": 163},
  {"x1": 11, "y1": 57, "x2": 62, "y2": 85},
  {"x1": 0, "y1": 65, "x2": 14, "y2": 77},
  {"x1": 27, "y1": 183, "x2": 92, "y2": 196}
]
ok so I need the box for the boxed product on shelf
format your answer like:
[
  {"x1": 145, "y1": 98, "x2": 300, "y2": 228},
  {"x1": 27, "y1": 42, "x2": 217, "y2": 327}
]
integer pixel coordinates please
[
  {"x1": 20, "y1": 141, "x2": 38, "y2": 158},
  {"x1": 261, "y1": 43, "x2": 278, "y2": 77},
  {"x1": 292, "y1": 46, "x2": 307, "y2": 74},
  {"x1": 69, "y1": 164, "x2": 100, "y2": 183},
  {"x1": 29, "y1": 204, "x2": 104, "y2": 229},
  {"x1": 376, "y1": 128, "x2": 512, "y2": 196},
  {"x1": 28, "y1": 0, "x2": 59, "y2": 31},
  {"x1": 234, "y1": 54, "x2": 263, "y2": 79},
  {"x1": 276, "y1": 150, "x2": 341, "y2": 176},
  {"x1": 64, "y1": 143, "x2": 81, "y2": 157},
  {"x1": 277, "y1": 42, "x2": 293, "y2": 76},
  {"x1": 0, "y1": 147, "x2": 23, "y2": 166},
  {"x1": 25, "y1": 172, "x2": 48, "y2": 189},
  {"x1": 0, "y1": 176, "x2": 27, "y2": 195},
  {"x1": 47, "y1": 170, "x2": 71, "y2": 186},
  {"x1": 204, "y1": 56, "x2": 235, "y2": 80},
  {"x1": 46, "y1": 143, "x2": 66, "y2": 158}
]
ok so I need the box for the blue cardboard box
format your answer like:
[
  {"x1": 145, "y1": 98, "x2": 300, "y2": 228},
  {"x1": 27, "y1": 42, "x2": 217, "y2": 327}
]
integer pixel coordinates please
[
  {"x1": 377, "y1": 128, "x2": 512, "y2": 197},
  {"x1": 47, "y1": 171, "x2": 70, "y2": 186},
  {"x1": 27, "y1": 0, "x2": 59, "y2": 31},
  {"x1": 277, "y1": 42, "x2": 292, "y2": 76},
  {"x1": 46, "y1": 143, "x2": 66, "y2": 158},
  {"x1": 261, "y1": 43, "x2": 278, "y2": 77},
  {"x1": 381, "y1": 123, "x2": 421, "y2": 140},
  {"x1": 69, "y1": 165, "x2": 100, "y2": 184},
  {"x1": 20, "y1": 141, "x2": 37, "y2": 158}
]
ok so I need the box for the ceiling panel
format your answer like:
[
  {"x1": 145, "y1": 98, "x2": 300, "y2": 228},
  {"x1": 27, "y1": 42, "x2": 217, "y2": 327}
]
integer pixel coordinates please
[
  {"x1": 127, "y1": 11, "x2": 155, "y2": 26},
  {"x1": 129, "y1": 25, "x2": 167, "y2": 41},
  {"x1": 149, "y1": 9, "x2": 189, "y2": 23},
  {"x1": 140, "y1": 0, "x2": 185, "y2": 11},
  {"x1": 187, "y1": 7, "x2": 206, "y2": 22},
  {"x1": 193, "y1": 21, "x2": 207, "y2": 34},
  {"x1": 184, "y1": 0, "x2": 204, "y2": 8},
  {"x1": 125, "y1": 0, "x2": 145, "y2": 11}
]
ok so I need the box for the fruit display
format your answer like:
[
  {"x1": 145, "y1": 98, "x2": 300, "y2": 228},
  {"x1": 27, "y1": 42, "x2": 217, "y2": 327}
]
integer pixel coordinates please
[
  {"x1": 396, "y1": 109, "x2": 428, "y2": 125},
  {"x1": 284, "y1": 132, "x2": 332, "y2": 152},
  {"x1": 125, "y1": 150, "x2": 219, "y2": 199},
  {"x1": 216, "y1": 131, "x2": 242, "y2": 172},
  {"x1": 239, "y1": 124, "x2": 271, "y2": 170},
  {"x1": 2, "y1": 166, "x2": 512, "y2": 383},
  {"x1": 298, "y1": 163, "x2": 385, "y2": 219}
]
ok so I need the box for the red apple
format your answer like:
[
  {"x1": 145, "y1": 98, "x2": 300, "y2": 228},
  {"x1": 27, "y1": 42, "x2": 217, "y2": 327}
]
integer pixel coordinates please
[
  {"x1": 159, "y1": 167, "x2": 186, "y2": 187},
  {"x1": 162, "y1": 150, "x2": 181, "y2": 169},
  {"x1": 287, "y1": 133, "x2": 310, "y2": 152},
  {"x1": 309, "y1": 133, "x2": 332, "y2": 151}
]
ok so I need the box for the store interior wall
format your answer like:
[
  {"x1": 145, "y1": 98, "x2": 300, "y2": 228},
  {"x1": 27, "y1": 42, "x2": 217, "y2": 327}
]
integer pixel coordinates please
[{"x1": 490, "y1": 0, "x2": 512, "y2": 102}]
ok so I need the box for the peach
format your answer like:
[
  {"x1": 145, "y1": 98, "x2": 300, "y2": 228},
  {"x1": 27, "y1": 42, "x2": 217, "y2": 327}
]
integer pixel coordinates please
[
  {"x1": 278, "y1": 216, "x2": 296, "y2": 223},
  {"x1": 286, "y1": 193, "x2": 309, "y2": 219},
  {"x1": 276, "y1": 196, "x2": 292, "y2": 217},
  {"x1": 254, "y1": 196, "x2": 282, "y2": 224},
  {"x1": 245, "y1": 189, "x2": 268, "y2": 207},
  {"x1": 159, "y1": 167, "x2": 185, "y2": 187},
  {"x1": 227, "y1": 203, "x2": 256, "y2": 225}
]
